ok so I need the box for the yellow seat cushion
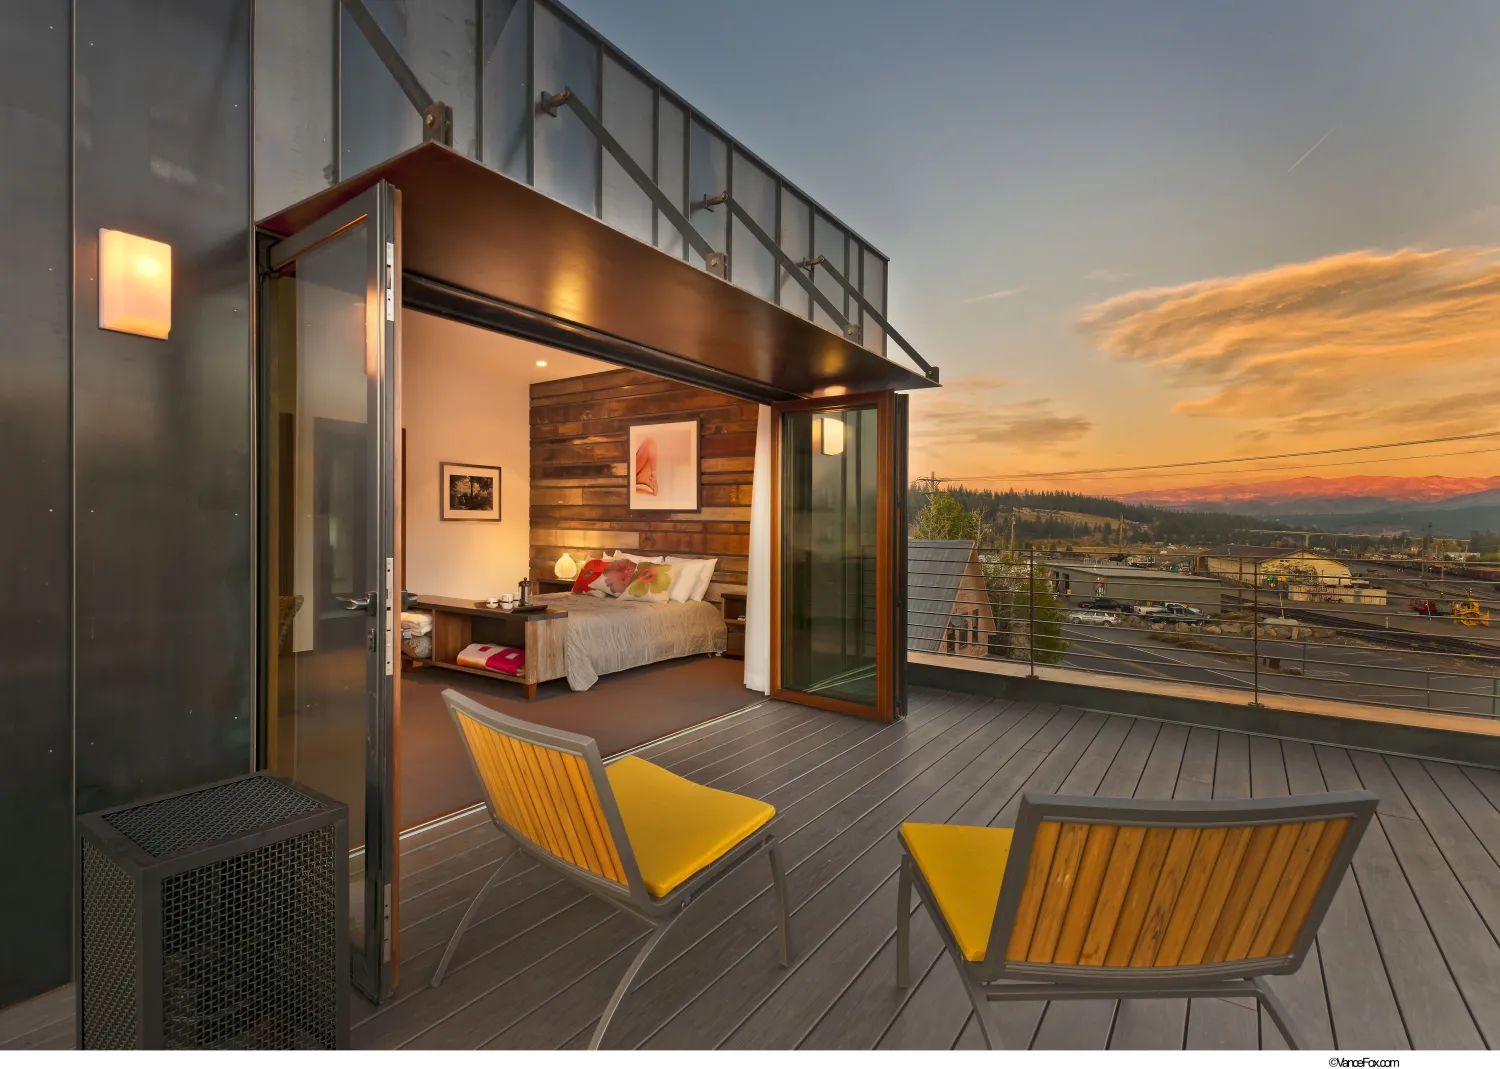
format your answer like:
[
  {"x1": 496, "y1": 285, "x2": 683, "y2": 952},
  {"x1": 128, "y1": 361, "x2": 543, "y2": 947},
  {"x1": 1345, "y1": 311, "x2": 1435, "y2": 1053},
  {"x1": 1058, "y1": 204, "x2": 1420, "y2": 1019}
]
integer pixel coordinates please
[
  {"x1": 900, "y1": 822, "x2": 1014, "y2": 961},
  {"x1": 606, "y1": 756, "x2": 776, "y2": 898}
]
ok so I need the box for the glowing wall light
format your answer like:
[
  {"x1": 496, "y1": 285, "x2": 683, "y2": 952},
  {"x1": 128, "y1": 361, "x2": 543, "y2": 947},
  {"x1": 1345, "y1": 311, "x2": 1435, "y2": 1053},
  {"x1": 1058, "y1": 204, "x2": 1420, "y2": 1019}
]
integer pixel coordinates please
[
  {"x1": 99, "y1": 229, "x2": 171, "y2": 339},
  {"x1": 812, "y1": 414, "x2": 845, "y2": 456}
]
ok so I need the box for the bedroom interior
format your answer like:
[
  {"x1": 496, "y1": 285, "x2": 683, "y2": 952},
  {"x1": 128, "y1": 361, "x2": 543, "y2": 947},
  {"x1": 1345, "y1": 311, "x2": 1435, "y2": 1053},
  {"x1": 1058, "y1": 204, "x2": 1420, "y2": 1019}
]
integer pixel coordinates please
[{"x1": 388, "y1": 311, "x2": 762, "y2": 829}]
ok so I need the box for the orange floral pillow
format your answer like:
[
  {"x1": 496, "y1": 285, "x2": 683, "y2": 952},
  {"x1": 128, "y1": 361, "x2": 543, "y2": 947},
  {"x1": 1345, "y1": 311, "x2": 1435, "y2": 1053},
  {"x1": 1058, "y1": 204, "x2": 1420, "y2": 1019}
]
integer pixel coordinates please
[{"x1": 618, "y1": 562, "x2": 674, "y2": 602}]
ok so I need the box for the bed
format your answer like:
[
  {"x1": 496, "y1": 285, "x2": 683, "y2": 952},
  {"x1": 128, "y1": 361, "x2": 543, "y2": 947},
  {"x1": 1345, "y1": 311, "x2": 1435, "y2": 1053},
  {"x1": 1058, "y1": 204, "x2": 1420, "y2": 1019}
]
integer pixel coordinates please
[{"x1": 535, "y1": 591, "x2": 726, "y2": 691}]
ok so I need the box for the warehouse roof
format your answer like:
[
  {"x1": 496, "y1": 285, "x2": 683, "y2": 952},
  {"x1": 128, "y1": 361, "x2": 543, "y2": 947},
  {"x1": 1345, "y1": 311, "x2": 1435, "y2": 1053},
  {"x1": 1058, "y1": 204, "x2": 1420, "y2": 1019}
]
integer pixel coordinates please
[{"x1": 1043, "y1": 560, "x2": 1221, "y2": 583}]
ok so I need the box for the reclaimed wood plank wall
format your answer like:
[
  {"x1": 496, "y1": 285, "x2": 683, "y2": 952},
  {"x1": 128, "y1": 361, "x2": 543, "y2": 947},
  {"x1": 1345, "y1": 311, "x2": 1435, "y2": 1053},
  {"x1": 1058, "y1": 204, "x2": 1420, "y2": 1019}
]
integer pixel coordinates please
[{"x1": 530, "y1": 369, "x2": 757, "y2": 591}]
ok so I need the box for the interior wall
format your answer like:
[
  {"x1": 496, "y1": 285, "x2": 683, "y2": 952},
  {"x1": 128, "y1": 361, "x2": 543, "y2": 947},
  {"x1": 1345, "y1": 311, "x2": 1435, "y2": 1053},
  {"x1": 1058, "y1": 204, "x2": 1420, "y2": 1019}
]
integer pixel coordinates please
[
  {"x1": 530, "y1": 370, "x2": 757, "y2": 588},
  {"x1": 402, "y1": 313, "x2": 607, "y2": 599}
]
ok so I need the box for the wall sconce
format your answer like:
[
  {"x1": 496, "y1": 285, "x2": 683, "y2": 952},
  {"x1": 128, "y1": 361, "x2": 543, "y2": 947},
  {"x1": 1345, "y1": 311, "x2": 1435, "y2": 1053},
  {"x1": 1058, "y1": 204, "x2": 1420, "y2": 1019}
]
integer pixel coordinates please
[
  {"x1": 99, "y1": 229, "x2": 172, "y2": 339},
  {"x1": 554, "y1": 552, "x2": 578, "y2": 580},
  {"x1": 813, "y1": 415, "x2": 845, "y2": 456}
]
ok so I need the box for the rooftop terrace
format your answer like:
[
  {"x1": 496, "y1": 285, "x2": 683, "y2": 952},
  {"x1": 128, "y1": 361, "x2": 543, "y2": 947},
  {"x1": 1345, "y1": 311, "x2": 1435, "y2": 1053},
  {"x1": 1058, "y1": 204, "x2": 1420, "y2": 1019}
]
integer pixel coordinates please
[{"x1": 5, "y1": 686, "x2": 1498, "y2": 1050}]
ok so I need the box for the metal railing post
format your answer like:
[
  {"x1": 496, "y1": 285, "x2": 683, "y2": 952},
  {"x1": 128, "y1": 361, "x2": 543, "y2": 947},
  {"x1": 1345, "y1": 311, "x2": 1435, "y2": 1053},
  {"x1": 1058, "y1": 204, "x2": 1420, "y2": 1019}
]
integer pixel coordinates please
[
  {"x1": 1028, "y1": 548, "x2": 1037, "y2": 679},
  {"x1": 1251, "y1": 558, "x2": 1261, "y2": 706}
]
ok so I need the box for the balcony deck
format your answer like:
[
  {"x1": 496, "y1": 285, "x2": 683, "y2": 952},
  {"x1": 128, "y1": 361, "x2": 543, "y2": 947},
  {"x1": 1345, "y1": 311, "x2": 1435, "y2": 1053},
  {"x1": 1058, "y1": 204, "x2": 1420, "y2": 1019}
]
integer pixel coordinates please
[{"x1": 5, "y1": 685, "x2": 1499, "y2": 1050}]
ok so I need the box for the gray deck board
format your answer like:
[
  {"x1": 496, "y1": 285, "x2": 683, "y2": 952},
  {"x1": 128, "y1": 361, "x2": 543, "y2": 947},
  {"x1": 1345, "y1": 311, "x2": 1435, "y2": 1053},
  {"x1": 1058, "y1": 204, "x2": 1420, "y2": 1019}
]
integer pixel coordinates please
[
  {"x1": 11, "y1": 687, "x2": 1498, "y2": 1051},
  {"x1": 1283, "y1": 740, "x2": 1407, "y2": 1049},
  {"x1": 1317, "y1": 744, "x2": 1486, "y2": 1049}
]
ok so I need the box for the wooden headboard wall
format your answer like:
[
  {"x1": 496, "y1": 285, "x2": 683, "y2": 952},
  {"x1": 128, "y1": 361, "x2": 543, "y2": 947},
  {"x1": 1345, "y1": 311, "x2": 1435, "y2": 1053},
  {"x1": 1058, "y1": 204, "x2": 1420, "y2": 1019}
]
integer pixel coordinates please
[{"x1": 529, "y1": 369, "x2": 756, "y2": 592}]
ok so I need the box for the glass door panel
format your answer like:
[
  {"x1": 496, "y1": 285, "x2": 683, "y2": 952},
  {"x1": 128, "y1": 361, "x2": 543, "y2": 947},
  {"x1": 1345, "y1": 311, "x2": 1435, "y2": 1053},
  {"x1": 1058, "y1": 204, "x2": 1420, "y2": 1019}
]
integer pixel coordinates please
[
  {"x1": 773, "y1": 391, "x2": 906, "y2": 721},
  {"x1": 260, "y1": 182, "x2": 399, "y2": 1002}
]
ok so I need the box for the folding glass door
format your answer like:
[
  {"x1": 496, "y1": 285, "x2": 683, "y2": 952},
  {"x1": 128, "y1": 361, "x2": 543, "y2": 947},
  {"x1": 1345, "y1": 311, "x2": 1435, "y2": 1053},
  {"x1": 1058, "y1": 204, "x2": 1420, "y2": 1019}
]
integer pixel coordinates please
[
  {"x1": 772, "y1": 391, "x2": 908, "y2": 722},
  {"x1": 258, "y1": 182, "x2": 401, "y2": 1002}
]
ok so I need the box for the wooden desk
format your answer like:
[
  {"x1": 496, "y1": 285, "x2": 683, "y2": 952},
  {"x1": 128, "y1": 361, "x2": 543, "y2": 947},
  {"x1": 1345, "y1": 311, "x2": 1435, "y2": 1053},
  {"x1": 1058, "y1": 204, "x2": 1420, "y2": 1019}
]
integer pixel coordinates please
[{"x1": 410, "y1": 595, "x2": 568, "y2": 700}]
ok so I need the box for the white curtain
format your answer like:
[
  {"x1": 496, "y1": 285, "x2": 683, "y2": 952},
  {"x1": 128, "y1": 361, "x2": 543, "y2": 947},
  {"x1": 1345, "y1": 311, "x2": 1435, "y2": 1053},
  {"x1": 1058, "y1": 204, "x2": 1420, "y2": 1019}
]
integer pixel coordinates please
[{"x1": 743, "y1": 404, "x2": 773, "y2": 693}]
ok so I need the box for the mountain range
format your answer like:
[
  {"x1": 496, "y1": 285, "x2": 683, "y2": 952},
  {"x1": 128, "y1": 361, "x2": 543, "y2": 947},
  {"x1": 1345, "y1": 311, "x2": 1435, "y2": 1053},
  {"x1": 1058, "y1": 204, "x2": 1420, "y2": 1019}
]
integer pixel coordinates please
[{"x1": 1119, "y1": 475, "x2": 1500, "y2": 536}]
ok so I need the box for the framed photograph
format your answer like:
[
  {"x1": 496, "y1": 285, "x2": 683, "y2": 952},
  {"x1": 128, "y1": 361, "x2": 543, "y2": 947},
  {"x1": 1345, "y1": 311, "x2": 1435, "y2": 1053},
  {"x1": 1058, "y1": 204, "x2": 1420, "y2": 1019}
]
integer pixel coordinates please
[
  {"x1": 629, "y1": 419, "x2": 700, "y2": 511},
  {"x1": 440, "y1": 462, "x2": 501, "y2": 521}
]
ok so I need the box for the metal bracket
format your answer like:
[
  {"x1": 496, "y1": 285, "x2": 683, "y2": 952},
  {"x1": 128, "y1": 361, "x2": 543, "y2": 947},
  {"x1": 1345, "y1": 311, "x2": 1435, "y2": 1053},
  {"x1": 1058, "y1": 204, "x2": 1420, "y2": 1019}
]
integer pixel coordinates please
[
  {"x1": 792, "y1": 247, "x2": 938, "y2": 378},
  {"x1": 696, "y1": 191, "x2": 730, "y2": 212},
  {"x1": 538, "y1": 88, "x2": 571, "y2": 117},
  {"x1": 422, "y1": 101, "x2": 453, "y2": 146}
]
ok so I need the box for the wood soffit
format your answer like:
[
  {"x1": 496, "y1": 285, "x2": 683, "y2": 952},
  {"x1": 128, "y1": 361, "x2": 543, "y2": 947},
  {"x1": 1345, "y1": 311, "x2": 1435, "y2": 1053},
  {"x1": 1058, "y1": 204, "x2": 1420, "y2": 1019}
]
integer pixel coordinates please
[{"x1": 258, "y1": 143, "x2": 938, "y2": 401}]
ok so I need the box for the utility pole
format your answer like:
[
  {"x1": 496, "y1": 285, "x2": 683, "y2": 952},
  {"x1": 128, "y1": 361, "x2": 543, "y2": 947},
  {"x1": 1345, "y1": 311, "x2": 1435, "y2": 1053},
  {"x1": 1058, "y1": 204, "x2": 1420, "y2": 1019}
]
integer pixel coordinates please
[{"x1": 1117, "y1": 514, "x2": 1125, "y2": 552}]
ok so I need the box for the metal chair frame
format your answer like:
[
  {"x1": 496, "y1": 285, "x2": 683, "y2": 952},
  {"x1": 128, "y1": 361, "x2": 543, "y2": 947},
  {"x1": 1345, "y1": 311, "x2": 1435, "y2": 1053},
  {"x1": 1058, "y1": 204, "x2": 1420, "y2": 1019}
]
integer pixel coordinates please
[
  {"x1": 433, "y1": 689, "x2": 791, "y2": 1048},
  {"x1": 896, "y1": 789, "x2": 1377, "y2": 1049}
]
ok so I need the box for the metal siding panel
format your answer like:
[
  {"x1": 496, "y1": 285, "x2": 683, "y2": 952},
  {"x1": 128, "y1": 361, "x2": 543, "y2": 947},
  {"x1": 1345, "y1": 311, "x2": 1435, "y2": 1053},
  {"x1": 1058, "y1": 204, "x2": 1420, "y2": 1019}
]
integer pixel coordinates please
[
  {"x1": 0, "y1": 0, "x2": 74, "y2": 1009},
  {"x1": 73, "y1": 0, "x2": 254, "y2": 814}
]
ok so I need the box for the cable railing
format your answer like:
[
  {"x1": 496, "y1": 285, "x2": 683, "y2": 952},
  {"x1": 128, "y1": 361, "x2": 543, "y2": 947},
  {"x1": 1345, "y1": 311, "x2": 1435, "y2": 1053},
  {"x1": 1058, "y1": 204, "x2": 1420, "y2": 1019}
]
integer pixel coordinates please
[{"x1": 906, "y1": 545, "x2": 1500, "y2": 721}]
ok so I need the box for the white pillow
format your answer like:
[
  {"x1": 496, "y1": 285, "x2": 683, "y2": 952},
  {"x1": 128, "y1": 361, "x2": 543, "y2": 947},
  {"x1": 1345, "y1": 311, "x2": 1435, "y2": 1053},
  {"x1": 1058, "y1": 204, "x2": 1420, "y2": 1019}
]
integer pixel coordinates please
[
  {"x1": 613, "y1": 550, "x2": 664, "y2": 564},
  {"x1": 664, "y1": 556, "x2": 710, "y2": 602},
  {"x1": 691, "y1": 557, "x2": 718, "y2": 602}
]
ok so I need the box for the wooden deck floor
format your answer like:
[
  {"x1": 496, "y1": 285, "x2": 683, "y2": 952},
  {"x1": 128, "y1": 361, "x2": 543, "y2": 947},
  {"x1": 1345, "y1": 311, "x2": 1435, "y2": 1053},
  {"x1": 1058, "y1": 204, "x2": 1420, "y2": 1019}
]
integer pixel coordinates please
[{"x1": 7, "y1": 686, "x2": 1500, "y2": 1049}]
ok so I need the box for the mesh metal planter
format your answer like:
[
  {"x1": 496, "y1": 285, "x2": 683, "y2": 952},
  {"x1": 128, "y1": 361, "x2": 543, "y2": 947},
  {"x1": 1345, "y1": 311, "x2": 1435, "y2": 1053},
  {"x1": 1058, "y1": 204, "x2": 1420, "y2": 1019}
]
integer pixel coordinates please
[{"x1": 76, "y1": 773, "x2": 349, "y2": 1049}]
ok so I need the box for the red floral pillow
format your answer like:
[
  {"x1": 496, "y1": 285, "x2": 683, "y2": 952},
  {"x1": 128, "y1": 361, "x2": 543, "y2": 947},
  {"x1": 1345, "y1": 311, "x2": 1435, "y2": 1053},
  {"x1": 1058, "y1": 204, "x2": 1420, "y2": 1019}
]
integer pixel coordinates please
[
  {"x1": 571, "y1": 556, "x2": 609, "y2": 594},
  {"x1": 587, "y1": 558, "x2": 637, "y2": 597}
]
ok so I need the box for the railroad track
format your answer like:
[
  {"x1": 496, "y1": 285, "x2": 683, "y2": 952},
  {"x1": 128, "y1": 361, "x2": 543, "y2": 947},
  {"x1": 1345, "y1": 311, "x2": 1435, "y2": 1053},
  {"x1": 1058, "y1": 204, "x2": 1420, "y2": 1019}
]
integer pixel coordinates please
[{"x1": 1223, "y1": 594, "x2": 1500, "y2": 662}]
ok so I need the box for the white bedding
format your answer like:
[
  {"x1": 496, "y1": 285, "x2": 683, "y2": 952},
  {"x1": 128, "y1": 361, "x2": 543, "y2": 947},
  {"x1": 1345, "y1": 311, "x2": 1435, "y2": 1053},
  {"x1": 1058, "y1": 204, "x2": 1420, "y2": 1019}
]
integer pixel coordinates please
[{"x1": 537, "y1": 592, "x2": 726, "y2": 691}]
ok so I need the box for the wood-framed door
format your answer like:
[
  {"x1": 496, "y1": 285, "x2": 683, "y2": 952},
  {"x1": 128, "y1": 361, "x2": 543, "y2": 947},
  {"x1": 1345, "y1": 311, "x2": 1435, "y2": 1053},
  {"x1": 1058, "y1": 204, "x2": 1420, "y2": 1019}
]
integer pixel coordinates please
[
  {"x1": 258, "y1": 180, "x2": 403, "y2": 1002},
  {"x1": 770, "y1": 390, "x2": 909, "y2": 722}
]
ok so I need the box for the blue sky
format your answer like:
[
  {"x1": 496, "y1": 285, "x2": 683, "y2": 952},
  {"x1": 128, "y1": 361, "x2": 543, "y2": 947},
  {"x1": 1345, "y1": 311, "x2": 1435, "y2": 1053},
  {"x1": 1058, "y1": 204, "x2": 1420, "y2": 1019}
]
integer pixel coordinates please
[{"x1": 569, "y1": 0, "x2": 1500, "y2": 492}]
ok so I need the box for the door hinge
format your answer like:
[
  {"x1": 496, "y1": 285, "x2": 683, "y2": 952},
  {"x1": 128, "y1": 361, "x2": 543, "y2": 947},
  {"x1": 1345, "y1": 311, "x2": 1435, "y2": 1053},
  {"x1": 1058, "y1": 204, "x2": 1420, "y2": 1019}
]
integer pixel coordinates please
[
  {"x1": 384, "y1": 557, "x2": 395, "y2": 676},
  {"x1": 385, "y1": 241, "x2": 395, "y2": 322},
  {"x1": 382, "y1": 886, "x2": 393, "y2": 963}
]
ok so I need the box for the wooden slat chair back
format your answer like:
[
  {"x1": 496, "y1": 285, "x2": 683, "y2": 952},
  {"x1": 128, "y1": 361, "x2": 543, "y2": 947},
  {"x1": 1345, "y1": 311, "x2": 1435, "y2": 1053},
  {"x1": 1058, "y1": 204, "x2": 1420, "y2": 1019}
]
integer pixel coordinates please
[
  {"x1": 450, "y1": 703, "x2": 638, "y2": 896},
  {"x1": 897, "y1": 789, "x2": 1377, "y2": 1049},
  {"x1": 435, "y1": 690, "x2": 791, "y2": 1049}
]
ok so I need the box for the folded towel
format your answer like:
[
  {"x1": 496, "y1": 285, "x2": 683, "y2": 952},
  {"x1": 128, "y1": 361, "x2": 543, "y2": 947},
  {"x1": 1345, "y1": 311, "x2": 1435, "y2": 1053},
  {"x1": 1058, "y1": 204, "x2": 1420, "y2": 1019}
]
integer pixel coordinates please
[
  {"x1": 455, "y1": 642, "x2": 526, "y2": 676},
  {"x1": 400, "y1": 610, "x2": 433, "y2": 637}
]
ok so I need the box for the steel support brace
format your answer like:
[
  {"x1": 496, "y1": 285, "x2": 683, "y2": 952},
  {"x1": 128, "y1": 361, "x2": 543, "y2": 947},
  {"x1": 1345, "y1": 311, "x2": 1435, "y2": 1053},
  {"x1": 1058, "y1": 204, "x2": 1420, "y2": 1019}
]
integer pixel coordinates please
[
  {"x1": 797, "y1": 253, "x2": 938, "y2": 380},
  {"x1": 538, "y1": 86, "x2": 726, "y2": 277},
  {"x1": 719, "y1": 196, "x2": 857, "y2": 338},
  {"x1": 341, "y1": 0, "x2": 453, "y2": 146}
]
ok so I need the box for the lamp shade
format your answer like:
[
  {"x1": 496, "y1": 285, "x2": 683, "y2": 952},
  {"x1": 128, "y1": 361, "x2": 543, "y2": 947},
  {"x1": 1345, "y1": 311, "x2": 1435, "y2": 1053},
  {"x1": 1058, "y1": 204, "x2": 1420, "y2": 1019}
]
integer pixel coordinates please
[
  {"x1": 554, "y1": 552, "x2": 578, "y2": 580},
  {"x1": 99, "y1": 229, "x2": 171, "y2": 339}
]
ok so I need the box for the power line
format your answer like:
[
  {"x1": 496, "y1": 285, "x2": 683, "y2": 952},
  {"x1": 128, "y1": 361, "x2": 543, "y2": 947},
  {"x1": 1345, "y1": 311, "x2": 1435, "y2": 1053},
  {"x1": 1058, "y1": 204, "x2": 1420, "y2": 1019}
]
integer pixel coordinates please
[
  {"x1": 938, "y1": 430, "x2": 1500, "y2": 482},
  {"x1": 964, "y1": 445, "x2": 1500, "y2": 485}
]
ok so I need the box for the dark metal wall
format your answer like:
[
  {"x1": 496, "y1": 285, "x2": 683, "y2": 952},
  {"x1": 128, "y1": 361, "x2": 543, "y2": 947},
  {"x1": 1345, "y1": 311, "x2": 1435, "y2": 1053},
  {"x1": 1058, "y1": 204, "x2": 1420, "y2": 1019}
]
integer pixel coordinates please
[
  {"x1": 0, "y1": 0, "x2": 73, "y2": 1009},
  {"x1": 0, "y1": 0, "x2": 255, "y2": 1008},
  {"x1": 72, "y1": 0, "x2": 254, "y2": 813}
]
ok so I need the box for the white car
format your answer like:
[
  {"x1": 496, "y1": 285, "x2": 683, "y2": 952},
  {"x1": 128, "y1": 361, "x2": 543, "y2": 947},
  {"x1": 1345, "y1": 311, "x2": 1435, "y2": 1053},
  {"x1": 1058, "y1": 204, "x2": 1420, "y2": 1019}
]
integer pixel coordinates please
[{"x1": 1067, "y1": 609, "x2": 1119, "y2": 625}]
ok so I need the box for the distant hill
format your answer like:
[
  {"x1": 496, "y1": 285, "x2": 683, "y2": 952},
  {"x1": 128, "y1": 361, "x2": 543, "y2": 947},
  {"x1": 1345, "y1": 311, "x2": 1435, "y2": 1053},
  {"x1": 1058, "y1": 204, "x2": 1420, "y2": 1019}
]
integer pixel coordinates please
[
  {"x1": 912, "y1": 486, "x2": 1299, "y2": 546},
  {"x1": 1120, "y1": 474, "x2": 1500, "y2": 516}
]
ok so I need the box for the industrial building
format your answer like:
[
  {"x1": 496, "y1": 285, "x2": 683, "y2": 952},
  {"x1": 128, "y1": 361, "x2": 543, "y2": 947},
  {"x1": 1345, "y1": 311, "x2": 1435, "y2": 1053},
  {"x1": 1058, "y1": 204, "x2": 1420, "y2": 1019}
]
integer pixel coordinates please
[{"x1": 1046, "y1": 561, "x2": 1224, "y2": 615}]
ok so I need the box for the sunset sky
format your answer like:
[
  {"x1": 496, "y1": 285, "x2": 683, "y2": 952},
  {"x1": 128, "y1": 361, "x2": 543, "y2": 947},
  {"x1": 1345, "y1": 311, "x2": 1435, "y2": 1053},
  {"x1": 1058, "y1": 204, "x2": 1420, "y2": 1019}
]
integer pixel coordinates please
[{"x1": 570, "y1": 0, "x2": 1500, "y2": 495}]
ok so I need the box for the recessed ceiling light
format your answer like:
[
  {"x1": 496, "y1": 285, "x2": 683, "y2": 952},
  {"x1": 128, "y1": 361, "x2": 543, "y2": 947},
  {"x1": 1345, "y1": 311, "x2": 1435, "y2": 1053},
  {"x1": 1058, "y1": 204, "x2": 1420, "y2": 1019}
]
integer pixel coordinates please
[{"x1": 535, "y1": 360, "x2": 547, "y2": 367}]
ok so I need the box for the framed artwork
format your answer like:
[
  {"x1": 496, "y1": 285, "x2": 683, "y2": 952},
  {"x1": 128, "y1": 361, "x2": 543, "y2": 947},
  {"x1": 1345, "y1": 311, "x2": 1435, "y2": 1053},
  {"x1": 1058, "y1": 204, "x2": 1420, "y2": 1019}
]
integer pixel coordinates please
[
  {"x1": 440, "y1": 462, "x2": 501, "y2": 521},
  {"x1": 628, "y1": 419, "x2": 700, "y2": 511}
]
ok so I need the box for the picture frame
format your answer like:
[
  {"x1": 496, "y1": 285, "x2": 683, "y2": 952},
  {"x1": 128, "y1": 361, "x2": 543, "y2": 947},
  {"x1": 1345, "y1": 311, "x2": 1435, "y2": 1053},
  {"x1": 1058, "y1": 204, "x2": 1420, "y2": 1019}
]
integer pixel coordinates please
[
  {"x1": 628, "y1": 419, "x2": 701, "y2": 511},
  {"x1": 440, "y1": 461, "x2": 501, "y2": 521}
]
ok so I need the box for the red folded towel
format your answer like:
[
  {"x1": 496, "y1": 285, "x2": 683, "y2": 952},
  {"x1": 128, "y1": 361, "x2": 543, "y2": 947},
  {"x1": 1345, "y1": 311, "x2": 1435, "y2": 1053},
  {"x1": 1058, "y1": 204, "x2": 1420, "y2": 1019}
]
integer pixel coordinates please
[{"x1": 455, "y1": 643, "x2": 527, "y2": 676}]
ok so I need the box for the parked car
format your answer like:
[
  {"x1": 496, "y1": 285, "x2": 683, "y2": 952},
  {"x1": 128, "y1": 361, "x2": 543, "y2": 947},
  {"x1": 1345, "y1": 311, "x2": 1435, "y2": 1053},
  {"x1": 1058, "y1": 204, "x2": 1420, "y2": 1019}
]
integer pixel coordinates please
[
  {"x1": 1078, "y1": 597, "x2": 1135, "y2": 614},
  {"x1": 1067, "y1": 609, "x2": 1120, "y2": 625}
]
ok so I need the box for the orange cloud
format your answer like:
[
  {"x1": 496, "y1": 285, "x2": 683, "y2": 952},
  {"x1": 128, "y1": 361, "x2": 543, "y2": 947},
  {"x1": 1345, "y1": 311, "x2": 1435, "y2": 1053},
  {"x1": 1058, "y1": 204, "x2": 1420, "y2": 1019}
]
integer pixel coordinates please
[
  {"x1": 910, "y1": 375, "x2": 1091, "y2": 454},
  {"x1": 1079, "y1": 247, "x2": 1500, "y2": 432}
]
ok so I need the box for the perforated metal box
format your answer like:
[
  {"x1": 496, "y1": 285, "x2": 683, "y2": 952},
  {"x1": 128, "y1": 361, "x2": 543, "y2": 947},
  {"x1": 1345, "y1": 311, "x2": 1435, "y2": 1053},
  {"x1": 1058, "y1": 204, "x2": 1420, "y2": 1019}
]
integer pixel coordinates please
[{"x1": 75, "y1": 773, "x2": 349, "y2": 1049}]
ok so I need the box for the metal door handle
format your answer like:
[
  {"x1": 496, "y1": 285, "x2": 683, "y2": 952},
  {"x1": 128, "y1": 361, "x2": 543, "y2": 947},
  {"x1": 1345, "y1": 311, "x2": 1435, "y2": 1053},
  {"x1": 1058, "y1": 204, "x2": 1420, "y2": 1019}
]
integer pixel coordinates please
[{"x1": 338, "y1": 593, "x2": 374, "y2": 611}]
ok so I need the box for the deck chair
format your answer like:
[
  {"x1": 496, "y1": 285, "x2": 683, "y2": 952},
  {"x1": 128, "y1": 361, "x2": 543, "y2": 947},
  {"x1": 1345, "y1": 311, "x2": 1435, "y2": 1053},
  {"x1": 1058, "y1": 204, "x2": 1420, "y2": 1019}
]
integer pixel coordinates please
[
  {"x1": 896, "y1": 789, "x2": 1377, "y2": 1049},
  {"x1": 433, "y1": 689, "x2": 792, "y2": 1048}
]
